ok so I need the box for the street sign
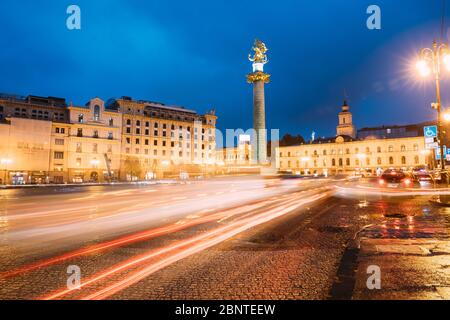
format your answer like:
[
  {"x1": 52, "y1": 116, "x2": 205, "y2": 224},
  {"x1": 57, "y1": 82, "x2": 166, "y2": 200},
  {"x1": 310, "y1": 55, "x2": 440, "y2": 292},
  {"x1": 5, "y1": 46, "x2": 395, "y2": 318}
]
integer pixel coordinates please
[
  {"x1": 424, "y1": 126, "x2": 438, "y2": 138},
  {"x1": 435, "y1": 146, "x2": 449, "y2": 160}
]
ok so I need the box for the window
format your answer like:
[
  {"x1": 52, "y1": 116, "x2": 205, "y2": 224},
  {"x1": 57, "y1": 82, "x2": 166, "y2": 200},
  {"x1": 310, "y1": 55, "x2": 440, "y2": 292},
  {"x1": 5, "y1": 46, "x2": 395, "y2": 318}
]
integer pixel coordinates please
[
  {"x1": 126, "y1": 119, "x2": 131, "y2": 125},
  {"x1": 77, "y1": 128, "x2": 83, "y2": 137},
  {"x1": 377, "y1": 157, "x2": 382, "y2": 165},
  {"x1": 93, "y1": 130, "x2": 99, "y2": 138},
  {"x1": 108, "y1": 132, "x2": 113, "y2": 140},
  {"x1": 76, "y1": 158, "x2": 82, "y2": 166},
  {"x1": 76, "y1": 143, "x2": 82, "y2": 153},
  {"x1": 136, "y1": 120, "x2": 141, "y2": 127},
  {"x1": 401, "y1": 156, "x2": 406, "y2": 165},
  {"x1": 109, "y1": 118, "x2": 114, "y2": 126},
  {"x1": 332, "y1": 159, "x2": 336, "y2": 167},
  {"x1": 339, "y1": 159, "x2": 343, "y2": 167},
  {"x1": 54, "y1": 152, "x2": 64, "y2": 159},
  {"x1": 389, "y1": 146, "x2": 394, "y2": 152},
  {"x1": 414, "y1": 144, "x2": 419, "y2": 151},
  {"x1": 136, "y1": 138, "x2": 140, "y2": 145},
  {"x1": 126, "y1": 137, "x2": 131, "y2": 144},
  {"x1": 78, "y1": 114, "x2": 84, "y2": 123},
  {"x1": 136, "y1": 128, "x2": 141, "y2": 134},
  {"x1": 145, "y1": 139, "x2": 149, "y2": 145},
  {"x1": 346, "y1": 158, "x2": 350, "y2": 166},
  {"x1": 55, "y1": 138, "x2": 64, "y2": 145},
  {"x1": 93, "y1": 143, "x2": 98, "y2": 153},
  {"x1": 93, "y1": 105, "x2": 100, "y2": 121},
  {"x1": 389, "y1": 157, "x2": 394, "y2": 165},
  {"x1": 366, "y1": 158, "x2": 370, "y2": 166},
  {"x1": 415, "y1": 156, "x2": 419, "y2": 164},
  {"x1": 377, "y1": 146, "x2": 381, "y2": 153},
  {"x1": 154, "y1": 140, "x2": 158, "y2": 146},
  {"x1": 401, "y1": 145, "x2": 406, "y2": 152}
]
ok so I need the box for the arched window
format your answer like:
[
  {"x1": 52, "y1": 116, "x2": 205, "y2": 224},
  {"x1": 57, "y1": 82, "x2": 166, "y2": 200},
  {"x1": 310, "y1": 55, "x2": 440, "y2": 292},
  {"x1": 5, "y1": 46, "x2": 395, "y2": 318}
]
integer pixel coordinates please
[
  {"x1": 109, "y1": 118, "x2": 114, "y2": 127},
  {"x1": 389, "y1": 146, "x2": 394, "y2": 152},
  {"x1": 377, "y1": 146, "x2": 382, "y2": 153},
  {"x1": 413, "y1": 144, "x2": 419, "y2": 151},
  {"x1": 323, "y1": 150, "x2": 327, "y2": 156},
  {"x1": 126, "y1": 119, "x2": 131, "y2": 125},
  {"x1": 415, "y1": 156, "x2": 419, "y2": 164},
  {"x1": 377, "y1": 157, "x2": 382, "y2": 165},
  {"x1": 339, "y1": 159, "x2": 343, "y2": 167},
  {"x1": 346, "y1": 158, "x2": 350, "y2": 166},
  {"x1": 93, "y1": 105, "x2": 100, "y2": 121},
  {"x1": 332, "y1": 159, "x2": 336, "y2": 167},
  {"x1": 389, "y1": 157, "x2": 394, "y2": 165},
  {"x1": 401, "y1": 145, "x2": 406, "y2": 152},
  {"x1": 401, "y1": 156, "x2": 406, "y2": 165}
]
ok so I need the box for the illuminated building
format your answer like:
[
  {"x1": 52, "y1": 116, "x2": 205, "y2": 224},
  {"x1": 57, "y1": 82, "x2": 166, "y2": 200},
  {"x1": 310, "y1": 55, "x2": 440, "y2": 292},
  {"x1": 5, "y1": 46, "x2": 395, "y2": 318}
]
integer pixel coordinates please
[
  {"x1": 95, "y1": 97, "x2": 216, "y2": 180},
  {"x1": 277, "y1": 101, "x2": 432, "y2": 175},
  {"x1": 66, "y1": 98, "x2": 122, "y2": 183},
  {"x1": 0, "y1": 93, "x2": 217, "y2": 184}
]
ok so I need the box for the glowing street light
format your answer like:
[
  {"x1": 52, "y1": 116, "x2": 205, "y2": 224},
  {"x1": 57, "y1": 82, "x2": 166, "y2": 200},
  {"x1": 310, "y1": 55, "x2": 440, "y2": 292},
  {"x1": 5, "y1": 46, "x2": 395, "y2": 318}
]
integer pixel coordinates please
[
  {"x1": 444, "y1": 111, "x2": 450, "y2": 122},
  {"x1": 416, "y1": 40, "x2": 450, "y2": 170}
]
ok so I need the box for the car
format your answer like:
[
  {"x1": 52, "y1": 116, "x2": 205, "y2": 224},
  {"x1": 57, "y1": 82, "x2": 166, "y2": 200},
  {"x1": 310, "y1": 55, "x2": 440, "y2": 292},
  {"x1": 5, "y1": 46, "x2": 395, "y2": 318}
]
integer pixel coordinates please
[
  {"x1": 378, "y1": 169, "x2": 412, "y2": 188},
  {"x1": 411, "y1": 168, "x2": 433, "y2": 184}
]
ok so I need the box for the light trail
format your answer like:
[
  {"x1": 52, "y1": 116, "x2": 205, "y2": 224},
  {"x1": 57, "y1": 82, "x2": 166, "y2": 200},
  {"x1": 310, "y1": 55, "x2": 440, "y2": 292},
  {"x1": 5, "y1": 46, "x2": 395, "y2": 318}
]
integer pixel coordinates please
[
  {"x1": 336, "y1": 185, "x2": 450, "y2": 198},
  {"x1": 41, "y1": 190, "x2": 331, "y2": 300},
  {"x1": 0, "y1": 199, "x2": 276, "y2": 280}
]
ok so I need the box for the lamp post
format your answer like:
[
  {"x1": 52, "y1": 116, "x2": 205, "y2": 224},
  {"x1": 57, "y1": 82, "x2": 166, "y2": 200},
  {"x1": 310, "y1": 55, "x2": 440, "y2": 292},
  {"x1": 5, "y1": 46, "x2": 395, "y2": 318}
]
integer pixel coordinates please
[
  {"x1": 1, "y1": 158, "x2": 12, "y2": 185},
  {"x1": 416, "y1": 40, "x2": 450, "y2": 171}
]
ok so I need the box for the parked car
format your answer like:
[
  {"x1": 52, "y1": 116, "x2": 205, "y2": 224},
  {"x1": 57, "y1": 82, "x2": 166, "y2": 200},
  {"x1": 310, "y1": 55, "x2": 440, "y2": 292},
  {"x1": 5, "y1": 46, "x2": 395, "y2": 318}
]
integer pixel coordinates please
[{"x1": 378, "y1": 169, "x2": 412, "y2": 188}]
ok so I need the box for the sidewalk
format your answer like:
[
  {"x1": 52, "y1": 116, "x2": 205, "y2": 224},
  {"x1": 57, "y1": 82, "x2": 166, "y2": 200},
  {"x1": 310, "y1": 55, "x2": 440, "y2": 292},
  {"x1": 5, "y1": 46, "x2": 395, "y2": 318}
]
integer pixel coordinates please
[{"x1": 351, "y1": 199, "x2": 450, "y2": 300}]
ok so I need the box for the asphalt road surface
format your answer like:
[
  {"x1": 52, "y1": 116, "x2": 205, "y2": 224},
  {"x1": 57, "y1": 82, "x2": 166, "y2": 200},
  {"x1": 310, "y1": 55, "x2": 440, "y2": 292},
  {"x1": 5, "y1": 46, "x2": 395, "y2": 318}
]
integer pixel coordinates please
[{"x1": 1, "y1": 176, "x2": 449, "y2": 300}]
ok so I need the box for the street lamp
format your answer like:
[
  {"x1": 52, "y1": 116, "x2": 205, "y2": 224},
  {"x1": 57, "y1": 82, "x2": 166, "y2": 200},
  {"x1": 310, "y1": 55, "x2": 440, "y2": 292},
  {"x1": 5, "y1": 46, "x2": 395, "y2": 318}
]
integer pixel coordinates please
[
  {"x1": 1, "y1": 158, "x2": 12, "y2": 185},
  {"x1": 416, "y1": 40, "x2": 450, "y2": 170}
]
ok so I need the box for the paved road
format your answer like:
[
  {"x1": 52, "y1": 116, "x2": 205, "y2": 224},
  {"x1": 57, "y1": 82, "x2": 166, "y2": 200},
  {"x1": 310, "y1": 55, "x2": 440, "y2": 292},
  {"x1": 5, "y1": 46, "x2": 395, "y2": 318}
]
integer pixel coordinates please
[{"x1": 1, "y1": 176, "x2": 450, "y2": 300}]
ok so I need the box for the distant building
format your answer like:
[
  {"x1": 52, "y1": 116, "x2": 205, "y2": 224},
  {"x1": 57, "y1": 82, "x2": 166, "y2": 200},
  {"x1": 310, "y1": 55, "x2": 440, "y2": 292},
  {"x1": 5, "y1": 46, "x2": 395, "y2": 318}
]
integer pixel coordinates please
[{"x1": 276, "y1": 101, "x2": 432, "y2": 175}]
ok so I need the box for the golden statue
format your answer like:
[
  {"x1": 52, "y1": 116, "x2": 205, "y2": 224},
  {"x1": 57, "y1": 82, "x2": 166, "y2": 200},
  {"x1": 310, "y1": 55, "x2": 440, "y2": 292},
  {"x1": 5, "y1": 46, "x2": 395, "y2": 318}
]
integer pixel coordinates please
[{"x1": 249, "y1": 39, "x2": 268, "y2": 64}]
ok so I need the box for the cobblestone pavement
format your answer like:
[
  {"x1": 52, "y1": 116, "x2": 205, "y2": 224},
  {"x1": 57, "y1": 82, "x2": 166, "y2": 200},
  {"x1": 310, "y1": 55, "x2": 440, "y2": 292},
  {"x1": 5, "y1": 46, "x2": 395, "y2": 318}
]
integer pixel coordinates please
[{"x1": 352, "y1": 196, "x2": 450, "y2": 300}]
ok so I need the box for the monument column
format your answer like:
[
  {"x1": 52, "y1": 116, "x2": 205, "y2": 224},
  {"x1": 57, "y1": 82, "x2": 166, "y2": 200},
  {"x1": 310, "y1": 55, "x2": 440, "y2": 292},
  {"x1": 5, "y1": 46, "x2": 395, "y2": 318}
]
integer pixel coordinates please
[{"x1": 247, "y1": 39, "x2": 270, "y2": 164}]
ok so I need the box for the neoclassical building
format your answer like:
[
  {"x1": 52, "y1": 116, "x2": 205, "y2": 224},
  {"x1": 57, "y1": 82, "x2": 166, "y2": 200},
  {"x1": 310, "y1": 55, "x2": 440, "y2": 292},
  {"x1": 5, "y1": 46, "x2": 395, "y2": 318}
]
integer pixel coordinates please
[
  {"x1": 0, "y1": 93, "x2": 217, "y2": 184},
  {"x1": 276, "y1": 101, "x2": 432, "y2": 175}
]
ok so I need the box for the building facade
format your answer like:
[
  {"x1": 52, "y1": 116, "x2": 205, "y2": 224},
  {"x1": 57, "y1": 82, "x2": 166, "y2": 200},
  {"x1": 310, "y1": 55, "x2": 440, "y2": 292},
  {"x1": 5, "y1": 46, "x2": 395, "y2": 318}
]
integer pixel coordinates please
[
  {"x1": 0, "y1": 93, "x2": 217, "y2": 184},
  {"x1": 277, "y1": 102, "x2": 431, "y2": 175},
  {"x1": 110, "y1": 97, "x2": 217, "y2": 180}
]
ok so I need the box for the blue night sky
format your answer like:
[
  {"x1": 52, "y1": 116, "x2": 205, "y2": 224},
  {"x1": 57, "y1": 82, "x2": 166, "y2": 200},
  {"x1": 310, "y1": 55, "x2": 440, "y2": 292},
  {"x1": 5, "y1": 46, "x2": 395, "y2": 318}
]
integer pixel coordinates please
[{"x1": 0, "y1": 0, "x2": 449, "y2": 139}]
